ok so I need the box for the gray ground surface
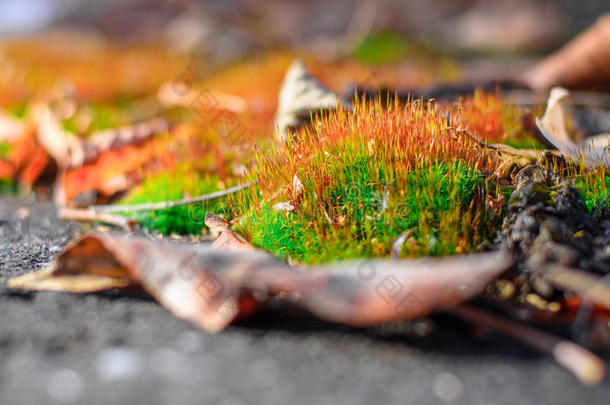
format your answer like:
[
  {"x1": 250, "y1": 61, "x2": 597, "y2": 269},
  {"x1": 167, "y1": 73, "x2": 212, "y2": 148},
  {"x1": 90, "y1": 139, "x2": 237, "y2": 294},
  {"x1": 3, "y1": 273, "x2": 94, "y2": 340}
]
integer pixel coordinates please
[{"x1": 1, "y1": 196, "x2": 610, "y2": 405}]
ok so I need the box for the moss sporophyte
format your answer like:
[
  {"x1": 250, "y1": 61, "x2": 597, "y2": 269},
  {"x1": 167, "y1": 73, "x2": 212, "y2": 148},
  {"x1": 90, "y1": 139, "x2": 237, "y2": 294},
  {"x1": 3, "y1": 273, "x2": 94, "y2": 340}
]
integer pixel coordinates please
[{"x1": 234, "y1": 98, "x2": 507, "y2": 263}]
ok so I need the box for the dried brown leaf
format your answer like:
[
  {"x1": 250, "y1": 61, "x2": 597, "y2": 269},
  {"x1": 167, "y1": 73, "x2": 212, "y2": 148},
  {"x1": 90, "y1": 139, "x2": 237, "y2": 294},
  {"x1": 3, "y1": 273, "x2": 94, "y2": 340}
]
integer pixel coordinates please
[
  {"x1": 274, "y1": 59, "x2": 351, "y2": 142},
  {"x1": 524, "y1": 14, "x2": 610, "y2": 91},
  {"x1": 535, "y1": 87, "x2": 610, "y2": 168},
  {"x1": 205, "y1": 212, "x2": 254, "y2": 252},
  {"x1": 8, "y1": 233, "x2": 514, "y2": 333}
]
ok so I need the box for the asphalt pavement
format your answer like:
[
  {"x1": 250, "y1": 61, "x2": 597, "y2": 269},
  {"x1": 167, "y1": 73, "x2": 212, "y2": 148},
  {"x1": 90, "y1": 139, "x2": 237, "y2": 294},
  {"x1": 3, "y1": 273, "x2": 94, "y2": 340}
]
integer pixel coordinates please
[{"x1": 1, "y1": 196, "x2": 609, "y2": 405}]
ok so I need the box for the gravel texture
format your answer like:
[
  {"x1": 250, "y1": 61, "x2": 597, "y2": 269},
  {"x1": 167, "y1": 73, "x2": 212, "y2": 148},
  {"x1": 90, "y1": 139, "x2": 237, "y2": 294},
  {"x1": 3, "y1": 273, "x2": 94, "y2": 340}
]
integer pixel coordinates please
[{"x1": 1, "y1": 196, "x2": 609, "y2": 405}]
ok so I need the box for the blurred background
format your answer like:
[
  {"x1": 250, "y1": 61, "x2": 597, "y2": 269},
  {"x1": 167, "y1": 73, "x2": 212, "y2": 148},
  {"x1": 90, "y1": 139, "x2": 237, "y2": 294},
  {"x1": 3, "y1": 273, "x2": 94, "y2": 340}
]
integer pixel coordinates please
[{"x1": 0, "y1": 0, "x2": 608, "y2": 62}]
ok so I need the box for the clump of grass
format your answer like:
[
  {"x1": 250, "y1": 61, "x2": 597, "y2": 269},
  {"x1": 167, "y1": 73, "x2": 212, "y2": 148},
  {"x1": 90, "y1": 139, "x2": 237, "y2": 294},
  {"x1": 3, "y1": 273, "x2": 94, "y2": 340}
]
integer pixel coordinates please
[{"x1": 236, "y1": 97, "x2": 505, "y2": 263}]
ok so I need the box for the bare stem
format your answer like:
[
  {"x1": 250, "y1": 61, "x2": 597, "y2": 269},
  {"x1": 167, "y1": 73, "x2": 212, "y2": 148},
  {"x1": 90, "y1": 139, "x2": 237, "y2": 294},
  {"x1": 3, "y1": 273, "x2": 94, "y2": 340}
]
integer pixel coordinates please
[
  {"x1": 90, "y1": 181, "x2": 255, "y2": 213},
  {"x1": 450, "y1": 304, "x2": 605, "y2": 386},
  {"x1": 59, "y1": 208, "x2": 134, "y2": 231},
  {"x1": 543, "y1": 265, "x2": 610, "y2": 311}
]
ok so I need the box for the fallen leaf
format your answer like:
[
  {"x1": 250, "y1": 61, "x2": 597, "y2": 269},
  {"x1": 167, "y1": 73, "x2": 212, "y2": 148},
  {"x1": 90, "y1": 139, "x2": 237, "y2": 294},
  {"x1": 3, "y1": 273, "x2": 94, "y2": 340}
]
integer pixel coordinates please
[
  {"x1": 524, "y1": 14, "x2": 610, "y2": 91},
  {"x1": 8, "y1": 233, "x2": 514, "y2": 333},
  {"x1": 536, "y1": 87, "x2": 574, "y2": 150},
  {"x1": 205, "y1": 212, "x2": 254, "y2": 252},
  {"x1": 0, "y1": 126, "x2": 50, "y2": 188},
  {"x1": 274, "y1": 59, "x2": 351, "y2": 142},
  {"x1": 391, "y1": 228, "x2": 416, "y2": 259},
  {"x1": 535, "y1": 87, "x2": 610, "y2": 168},
  {"x1": 31, "y1": 103, "x2": 85, "y2": 168},
  {"x1": 292, "y1": 173, "x2": 304, "y2": 199},
  {"x1": 79, "y1": 118, "x2": 170, "y2": 167}
]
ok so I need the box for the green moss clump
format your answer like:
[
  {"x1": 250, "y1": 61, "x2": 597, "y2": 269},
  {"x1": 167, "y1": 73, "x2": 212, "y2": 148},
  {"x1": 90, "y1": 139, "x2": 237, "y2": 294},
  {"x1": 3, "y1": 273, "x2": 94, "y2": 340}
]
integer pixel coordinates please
[
  {"x1": 236, "y1": 98, "x2": 507, "y2": 264},
  {"x1": 119, "y1": 167, "x2": 240, "y2": 235},
  {"x1": 238, "y1": 162, "x2": 498, "y2": 263},
  {"x1": 573, "y1": 172, "x2": 610, "y2": 214}
]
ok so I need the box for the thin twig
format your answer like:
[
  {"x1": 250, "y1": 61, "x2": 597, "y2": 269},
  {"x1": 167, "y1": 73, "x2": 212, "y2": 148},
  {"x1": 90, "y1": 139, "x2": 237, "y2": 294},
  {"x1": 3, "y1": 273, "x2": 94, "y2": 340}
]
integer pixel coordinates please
[
  {"x1": 60, "y1": 207, "x2": 134, "y2": 231},
  {"x1": 457, "y1": 129, "x2": 496, "y2": 149},
  {"x1": 450, "y1": 304, "x2": 605, "y2": 386},
  {"x1": 457, "y1": 129, "x2": 540, "y2": 159},
  {"x1": 542, "y1": 265, "x2": 610, "y2": 311},
  {"x1": 90, "y1": 181, "x2": 255, "y2": 213}
]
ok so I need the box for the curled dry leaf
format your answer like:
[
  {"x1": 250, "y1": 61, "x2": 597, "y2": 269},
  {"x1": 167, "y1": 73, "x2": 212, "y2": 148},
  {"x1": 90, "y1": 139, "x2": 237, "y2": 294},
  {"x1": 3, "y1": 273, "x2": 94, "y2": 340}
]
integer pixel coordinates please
[
  {"x1": 274, "y1": 59, "x2": 351, "y2": 142},
  {"x1": 391, "y1": 228, "x2": 416, "y2": 259},
  {"x1": 292, "y1": 173, "x2": 304, "y2": 200},
  {"x1": 535, "y1": 87, "x2": 610, "y2": 168},
  {"x1": 34, "y1": 102, "x2": 171, "y2": 170},
  {"x1": 79, "y1": 118, "x2": 170, "y2": 168},
  {"x1": 524, "y1": 13, "x2": 610, "y2": 91},
  {"x1": 8, "y1": 233, "x2": 513, "y2": 333},
  {"x1": 0, "y1": 126, "x2": 49, "y2": 187},
  {"x1": 205, "y1": 212, "x2": 254, "y2": 252},
  {"x1": 1, "y1": 101, "x2": 171, "y2": 199},
  {"x1": 31, "y1": 103, "x2": 85, "y2": 168}
]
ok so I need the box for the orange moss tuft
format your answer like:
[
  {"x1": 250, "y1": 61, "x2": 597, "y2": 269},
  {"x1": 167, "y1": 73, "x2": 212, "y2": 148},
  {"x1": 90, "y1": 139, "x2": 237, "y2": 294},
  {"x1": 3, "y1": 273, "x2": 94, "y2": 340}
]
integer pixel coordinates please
[{"x1": 256, "y1": 97, "x2": 500, "y2": 199}]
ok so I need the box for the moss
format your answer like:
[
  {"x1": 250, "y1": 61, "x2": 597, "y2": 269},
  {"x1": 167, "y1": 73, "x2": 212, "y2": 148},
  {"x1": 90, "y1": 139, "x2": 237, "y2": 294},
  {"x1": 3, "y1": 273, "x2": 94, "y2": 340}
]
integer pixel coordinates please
[
  {"x1": 239, "y1": 98, "x2": 505, "y2": 264},
  {"x1": 573, "y1": 171, "x2": 610, "y2": 214},
  {"x1": 238, "y1": 162, "x2": 499, "y2": 263},
  {"x1": 119, "y1": 166, "x2": 243, "y2": 235}
]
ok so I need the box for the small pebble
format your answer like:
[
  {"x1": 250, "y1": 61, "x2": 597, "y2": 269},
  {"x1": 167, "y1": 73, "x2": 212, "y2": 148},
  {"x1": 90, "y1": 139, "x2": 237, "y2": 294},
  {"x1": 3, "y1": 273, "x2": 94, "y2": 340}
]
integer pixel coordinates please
[
  {"x1": 96, "y1": 347, "x2": 142, "y2": 381},
  {"x1": 46, "y1": 368, "x2": 84, "y2": 403},
  {"x1": 433, "y1": 372, "x2": 463, "y2": 402}
]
